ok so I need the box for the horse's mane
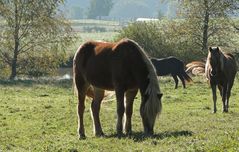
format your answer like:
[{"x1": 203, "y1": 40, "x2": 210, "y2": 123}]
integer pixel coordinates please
[
  {"x1": 225, "y1": 53, "x2": 235, "y2": 59},
  {"x1": 219, "y1": 48, "x2": 225, "y2": 71},
  {"x1": 124, "y1": 39, "x2": 162, "y2": 124}
]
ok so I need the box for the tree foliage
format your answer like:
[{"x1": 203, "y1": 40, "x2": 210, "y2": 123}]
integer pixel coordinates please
[
  {"x1": 178, "y1": 0, "x2": 239, "y2": 52},
  {"x1": 87, "y1": 0, "x2": 113, "y2": 19},
  {"x1": 116, "y1": 21, "x2": 205, "y2": 62},
  {"x1": 0, "y1": 0, "x2": 74, "y2": 79},
  {"x1": 116, "y1": 16, "x2": 239, "y2": 63}
]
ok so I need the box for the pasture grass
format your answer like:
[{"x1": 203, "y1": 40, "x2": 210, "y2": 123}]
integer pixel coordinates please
[{"x1": 0, "y1": 76, "x2": 239, "y2": 151}]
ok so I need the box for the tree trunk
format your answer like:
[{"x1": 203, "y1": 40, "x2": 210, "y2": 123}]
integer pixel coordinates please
[
  {"x1": 9, "y1": 1, "x2": 19, "y2": 80},
  {"x1": 9, "y1": 45, "x2": 18, "y2": 80},
  {"x1": 202, "y1": 0, "x2": 209, "y2": 52}
]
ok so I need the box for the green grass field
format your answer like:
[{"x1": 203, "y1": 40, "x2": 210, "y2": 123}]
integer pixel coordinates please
[{"x1": 0, "y1": 76, "x2": 239, "y2": 152}]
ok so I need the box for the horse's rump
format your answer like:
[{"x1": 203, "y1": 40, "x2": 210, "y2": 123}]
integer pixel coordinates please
[{"x1": 151, "y1": 56, "x2": 184, "y2": 76}]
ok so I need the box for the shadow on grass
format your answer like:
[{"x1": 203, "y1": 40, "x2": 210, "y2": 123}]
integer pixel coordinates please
[
  {"x1": 0, "y1": 79, "x2": 73, "y2": 88},
  {"x1": 106, "y1": 130, "x2": 193, "y2": 142}
]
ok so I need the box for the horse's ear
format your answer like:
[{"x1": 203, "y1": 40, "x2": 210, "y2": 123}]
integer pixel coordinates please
[
  {"x1": 209, "y1": 47, "x2": 213, "y2": 52},
  {"x1": 216, "y1": 47, "x2": 220, "y2": 51}
]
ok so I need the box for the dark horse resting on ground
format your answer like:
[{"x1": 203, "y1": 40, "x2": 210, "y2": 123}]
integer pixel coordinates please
[
  {"x1": 205, "y1": 47, "x2": 237, "y2": 113},
  {"x1": 73, "y1": 38, "x2": 163, "y2": 139},
  {"x1": 150, "y1": 57, "x2": 193, "y2": 89}
]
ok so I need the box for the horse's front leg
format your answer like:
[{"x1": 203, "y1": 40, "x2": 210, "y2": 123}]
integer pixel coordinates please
[
  {"x1": 91, "y1": 87, "x2": 105, "y2": 137},
  {"x1": 211, "y1": 84, "x2": 217, "y2": 113},
  {"x1": 125, "y1": 89, "x2": 138, "y2": 136},
  {"x1": 115, "y1": 88, "x2": 125, "y2": 137}
]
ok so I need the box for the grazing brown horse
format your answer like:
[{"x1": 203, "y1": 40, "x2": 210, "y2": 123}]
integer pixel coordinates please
[
  {"x1": 73, "y1": 38, "x2": 163, "y2": 139},
  {"x1": 205, "y1": 47, "x2": 237, "y2": 113},
  {"x1": 151, "y1": 57, "x2": 193, "y2": 89}
]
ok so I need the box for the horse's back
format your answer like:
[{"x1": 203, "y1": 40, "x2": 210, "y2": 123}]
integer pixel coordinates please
[
  {"x1": 74, "y1": 39, "x2": 146, "y2": 90},
  {"x1": 151, "y1": 56, "x2": 184, "y2": 75}
]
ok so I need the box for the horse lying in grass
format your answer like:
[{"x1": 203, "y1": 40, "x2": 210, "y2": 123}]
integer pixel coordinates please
[
  {"x1": 205, "y1": 47, "x2": 237, "y2": 113},
  {"x1": 73, "y1": 38, "x2": 163, "y2": 139},
  {"x1": 150, "y1": 56, "x2": 193, "y2": 89},
  {"x1": 186, "y1": 61, "x2": 205, "y2": 76}
]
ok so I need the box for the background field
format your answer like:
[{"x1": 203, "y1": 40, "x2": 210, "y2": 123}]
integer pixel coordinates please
[{"x1": 0, "y1": 76, "x2": 239, "y2": 151}]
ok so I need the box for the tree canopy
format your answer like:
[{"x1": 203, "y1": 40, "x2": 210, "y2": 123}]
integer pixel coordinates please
[
  {"x1": 87, "y1": 0, "x2": 113, "y2": 19},
  {"x1": 0, "y1": 0, "x2": 74, "y2": 79},
  {"x1": 178, "y1": 0, "x2": 239, "y2": 52}
]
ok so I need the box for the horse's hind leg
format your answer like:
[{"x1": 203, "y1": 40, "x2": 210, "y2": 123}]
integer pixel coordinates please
[
  {"x1": 75, "y1": 75, "x2": 89, "y2": 139},
  {"x1": 172, "y1": 74, "x2": 178, "y2": 89},
  {"x1": 178, "y1": 74, "x2": 186, "y2": 88},
  {"x1": 225, "y1": 81, "x2": 234, "y2": 112},
  {"x1": 91, "y1": 87, "x2": 105, "y2": 137},
  {"x1": 115, "y1": 88, "x2": 125, "y2": 137},
  {"x1": 125, "y1": 89, "x2": 138, "y2": 136}
]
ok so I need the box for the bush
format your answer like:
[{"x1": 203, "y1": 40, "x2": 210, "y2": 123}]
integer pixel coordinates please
[
  {"x1": 17, "y1": 51, "x2": 66, "y2": 77},
  {"x1": 115, "y1": 20, "x2": 205, "y2": 63},
  {"x1": 0, "y1": 62, "x2": 10, "y2": 79}
]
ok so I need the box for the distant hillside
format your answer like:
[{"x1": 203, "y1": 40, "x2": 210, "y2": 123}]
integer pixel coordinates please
[
  {"x1": 63, "y1": 0, "x2": 177, "y2": 20},
  {"x1": 64, "y1": 0, "x2": 88, "y2": 8}
]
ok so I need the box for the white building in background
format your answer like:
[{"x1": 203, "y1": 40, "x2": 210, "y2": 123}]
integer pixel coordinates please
[{"x1": 136, "y1": 18, "x2": 159, "y2": 22}]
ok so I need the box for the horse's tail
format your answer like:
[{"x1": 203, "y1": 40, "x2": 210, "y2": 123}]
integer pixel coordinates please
[{"x1": 182, "y1": 70, "x2": 193, "y2": 83}]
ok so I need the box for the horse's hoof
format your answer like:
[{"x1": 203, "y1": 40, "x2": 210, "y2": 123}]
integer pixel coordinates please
[
  {"x1": 95, "y1": 132, "x2": 105, "y2": 137},
  {"x1": 79, "y1": 134, "x2": 86, "y2": 140},
  {"x1": 144, "y1": 130, "x2": 154, "y2": 137},
  {"x1": 126, "y1": 131, "x2": 132, "y2": 137},
  {"x1": 212, "y1": 111, "x2": 217, "y2": 114},
  {"x1": 142, "y1": 133, "x2": 153, "y2": 139},
  {"x1": 117, "y1": 132, "x2": 124, "y2": 139},
  {"x1": 223, "y1": 109, "x2": 228, "y2": 113}
]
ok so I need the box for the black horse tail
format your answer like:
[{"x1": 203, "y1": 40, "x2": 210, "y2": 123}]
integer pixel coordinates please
[{"x1": 182, "y1": 70, "x2": 193, "y2": 83}]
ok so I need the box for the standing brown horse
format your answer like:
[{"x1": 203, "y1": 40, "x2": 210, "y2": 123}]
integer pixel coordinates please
[
  {"x1": 205, "y1": 47, "x2": 237, "y2": 113},
  {"x1": 73, "y1": 38, "x2": 163, "y2": 139}
]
